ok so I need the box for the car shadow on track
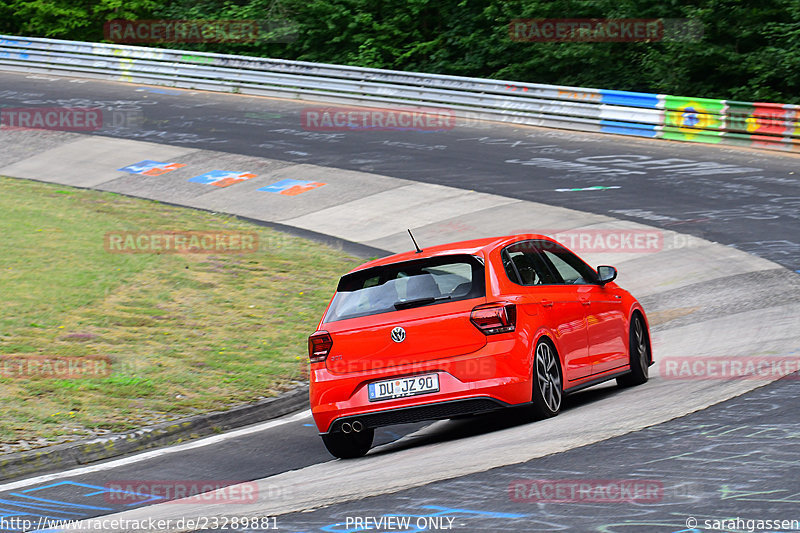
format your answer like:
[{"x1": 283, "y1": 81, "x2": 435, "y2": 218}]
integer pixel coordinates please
[{"x1": 367, "y1": 382, "x2": 624, "y2": 456}]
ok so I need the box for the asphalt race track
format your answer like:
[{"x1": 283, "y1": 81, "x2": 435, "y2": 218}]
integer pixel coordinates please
[
  {"x1": 0, "y1": 70, "x2": 799, "y2": 533},
  {"x1": 1, "y1": 72, "x2": 798, "y2": 271}
]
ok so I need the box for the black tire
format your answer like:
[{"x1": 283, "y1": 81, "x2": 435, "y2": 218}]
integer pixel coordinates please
[
  {"x1": 530, "y1": 339, "x2": 563, "y2": 419},
  {"x1": 617, "y1": 314, "x2": 651, "y2": 387},
  {"x1": 321, "y1": 428, "x2": 374, "y2": 459}
]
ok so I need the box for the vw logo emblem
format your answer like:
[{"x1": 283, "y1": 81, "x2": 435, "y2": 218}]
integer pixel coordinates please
[{"x1": 390, "y1": 326, "x2": 406, "y2": 343}]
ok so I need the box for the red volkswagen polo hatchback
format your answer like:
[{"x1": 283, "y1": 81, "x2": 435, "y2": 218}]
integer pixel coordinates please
[{"x1": 308, "y1": 234, "x2": 652, "y2": 458}]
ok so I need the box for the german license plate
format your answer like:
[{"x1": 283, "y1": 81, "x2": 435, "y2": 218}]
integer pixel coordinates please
[{"x1": 368, "y1": 373, "x2": 439, "y2": 402}]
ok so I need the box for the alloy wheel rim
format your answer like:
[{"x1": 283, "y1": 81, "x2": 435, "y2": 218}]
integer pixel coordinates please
[
  {"x1": 634, "y1": 318, "x2": 649, "y2": 377},
  {"x1": 536, "y1": 342, "x2": 562, "y2": 412}
]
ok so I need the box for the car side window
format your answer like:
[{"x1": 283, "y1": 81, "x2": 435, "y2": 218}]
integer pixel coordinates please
[
  {"x1": 538, "y1": 242, "x2": 598, "y2": 285},
  {"x1": 502, "y1": 240, "x2": 599, "y2": 286},
  {"x1": 541, "y1": 250, "x2": 586, "y2": 284},
  {"x1": 501, "y1": 242, "x2": 559, "y2": 286}
]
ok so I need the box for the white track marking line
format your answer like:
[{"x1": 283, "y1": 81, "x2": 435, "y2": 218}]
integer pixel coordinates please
[{"x1": 0, "y1": 409, "x2": 311, "y2": 492}]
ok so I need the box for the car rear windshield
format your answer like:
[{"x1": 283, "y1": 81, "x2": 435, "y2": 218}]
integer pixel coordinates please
[{"x1": 323, "y1": 254, "x2": 486, "y2": 323}]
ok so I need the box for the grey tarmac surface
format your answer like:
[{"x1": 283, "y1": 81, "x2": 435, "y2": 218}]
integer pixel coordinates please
[{"x1": 0, "y1": 71, "x2": 797, "y2": 271}]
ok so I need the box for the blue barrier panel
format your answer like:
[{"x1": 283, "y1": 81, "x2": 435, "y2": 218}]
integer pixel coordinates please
[
  {"x1": 600, "y1": 119, "x2": 658, "y2": 137},
  {"x1": 601, "y1": 89, "x2": 660, "y2": 109}
]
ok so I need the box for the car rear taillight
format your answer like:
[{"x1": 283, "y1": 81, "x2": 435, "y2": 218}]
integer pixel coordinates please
[
  {"x1": 308, "y1": 331, "x2": 333, "y2": 362},
  {"x1": 470, "y1": 303, "x2": 516, "y2": 335}
]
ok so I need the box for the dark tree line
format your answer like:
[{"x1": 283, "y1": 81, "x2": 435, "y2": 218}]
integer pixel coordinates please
[{"x1": 2, "y1": 0, "x2": 798, "y2": 103}]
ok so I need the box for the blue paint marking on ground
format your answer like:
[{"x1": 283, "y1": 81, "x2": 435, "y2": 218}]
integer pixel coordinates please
[
  {"x1": 0, "y1": 481, "x2": 168, "y2": 532},
  {"x1": 75, "y1": 481, "x2": 163, "y2": 507},
  {"x1": 21, "y1": 481, "x2": 107, "y2": 495},
  {"x1": 188, "y1": 170, "x2": 252, "y2": 185},
  {"x1": 0, "y1": 499, "x2": 84, "y2": 516},
  {"x1": 189, "y1": 170, "x2": 232, "y2": 184},
  {"x1": 8, "y1": 494, "x2": 109, "y2": 512},
  {"x1": 118, "y1": 160, "x2": 167, "y2": 174},
  {"x1": 257, "y1": 179, "x2": 312, "y2": 193}
]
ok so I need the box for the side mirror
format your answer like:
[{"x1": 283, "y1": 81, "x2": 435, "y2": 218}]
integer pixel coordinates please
[{"x1": 597, "y1": 265, "x2": 617, "y2": 285}]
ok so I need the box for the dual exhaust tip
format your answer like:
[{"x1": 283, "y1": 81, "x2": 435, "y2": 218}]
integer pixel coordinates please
[{"x1": 341, "y1": 420, "x2": 364, "y2": 434}]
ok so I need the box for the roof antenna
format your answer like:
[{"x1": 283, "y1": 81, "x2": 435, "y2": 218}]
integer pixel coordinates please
[{"x1": 408, "y1": 229, "x2": 423, "y2": 253}]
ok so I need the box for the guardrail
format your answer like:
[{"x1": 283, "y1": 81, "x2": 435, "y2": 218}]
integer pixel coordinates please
[{"x1": 1, "y1": 35, "x2": 798, "y2": 153}]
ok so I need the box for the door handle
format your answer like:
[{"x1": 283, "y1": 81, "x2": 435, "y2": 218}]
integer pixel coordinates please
[
  {"x1": 581, "y1": 299, "x2": 591, "y2": 306},
  {"x1": 540, "y1": 299, "x2": 553, "y2": 308}
]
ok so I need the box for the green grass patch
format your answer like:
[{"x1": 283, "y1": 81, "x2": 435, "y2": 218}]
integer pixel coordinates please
[{"x1": 0, "y1": 176, "x2": 361, "y2": 447}]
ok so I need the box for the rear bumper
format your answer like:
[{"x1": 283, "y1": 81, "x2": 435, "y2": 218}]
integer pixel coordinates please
[
  {"x1": 326, "y1": 397, "x2": 509, "y2": 434},
  {"x1": 310, "y1": 337, "x2": 532, "y2": 433}
]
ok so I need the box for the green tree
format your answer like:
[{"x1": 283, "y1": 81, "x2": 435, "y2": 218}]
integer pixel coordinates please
[
  {"x1": 2, "y1": 0, "x2": 160, "y2": 41},
  {"x1": 2, "y1": 0, "x2": 799, "y2": 103}
]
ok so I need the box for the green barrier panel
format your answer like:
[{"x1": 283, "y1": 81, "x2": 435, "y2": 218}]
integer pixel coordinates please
[{"x1": 662, "y1": 96, "x2": 725, "y2": 142}]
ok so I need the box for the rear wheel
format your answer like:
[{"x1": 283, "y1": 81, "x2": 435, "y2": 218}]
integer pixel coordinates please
[
  {"x1": 321, "y1": 428, "x2": 374, "y2": 459},
  {"x1": 617, "y1": 314, "x2": 650, "y2": 387},
  {"x1": 530, "y1": 339, "x2": 562, "y2": 419}
]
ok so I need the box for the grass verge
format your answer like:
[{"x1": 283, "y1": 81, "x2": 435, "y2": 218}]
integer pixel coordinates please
[{"x1": 0, "y1": 176, "x2": 361, "y2": 451}]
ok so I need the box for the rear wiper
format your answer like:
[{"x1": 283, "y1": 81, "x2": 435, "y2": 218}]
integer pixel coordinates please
[{"x1": 393, "y1": 295, "x2": 451, "y2": 310}]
